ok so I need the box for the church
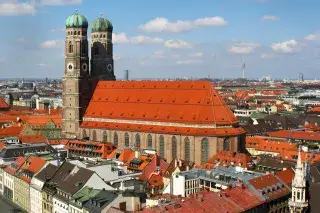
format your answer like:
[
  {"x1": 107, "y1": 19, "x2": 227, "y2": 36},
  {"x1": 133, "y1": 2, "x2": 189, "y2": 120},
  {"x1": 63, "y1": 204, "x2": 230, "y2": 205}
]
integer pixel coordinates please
[{"x1": 61, "y1": 12, "x2": 246, "y2": 165}]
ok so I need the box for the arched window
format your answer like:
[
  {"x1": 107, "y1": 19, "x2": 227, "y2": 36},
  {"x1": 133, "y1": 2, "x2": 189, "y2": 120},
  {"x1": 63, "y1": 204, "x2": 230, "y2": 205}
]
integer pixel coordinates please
[
  {"x1": 159, "y1": 135, "x2": 165, "y2": 158},
  {"x1": 103, "y1": 131, "x2": 108, "y2": 142},
  {"x1": 184, "y1": 137, "x2": 190, "y2": 162},
  {"x1": 68, "y1": 43, "x2": 73, "y2": 53},
  {"x1": 114, "y1": 132, "x2": 118, "y2": 146},
  {"x1": 82, "y1": 129, "x2": 87, "y2": 139},
  {"x1": 224, "y1": 137, "x2": 230, "y2": 151},
  {"x1": 172, "y1": 136, "x2": 177, "y2": 160},
  {"x1": 147, "y1": 134, "x2": 152, "y2": 148},
  {"x1": 77, "y1": 31, "x2": 80, "y2": 35},
  {"x1": 124, "y1": 132, "x2": 129, "y2": 147},
  {"x1": 201, "y1": 138, "x2": 209, "y2": 164},
  {"x1": 135, "y1": 134, "x2": 141, "y2": 148},
  {"x1": 92, "y1": 130, "x2": 97, "y2": 141},
  {"x1": 94, "y1": 46, "x2": 99, "y2": 55}
]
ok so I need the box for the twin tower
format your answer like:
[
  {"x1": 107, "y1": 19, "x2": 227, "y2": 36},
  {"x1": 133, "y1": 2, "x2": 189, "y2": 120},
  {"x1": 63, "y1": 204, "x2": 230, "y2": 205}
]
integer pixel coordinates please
[{"x1": 62, "y1": 12, "x2": 116, "y2": 138}]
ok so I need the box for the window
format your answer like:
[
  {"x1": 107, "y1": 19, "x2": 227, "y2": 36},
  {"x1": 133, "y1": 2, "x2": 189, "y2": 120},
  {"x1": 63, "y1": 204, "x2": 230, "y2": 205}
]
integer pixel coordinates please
[
  {"x1": 81, "y1": 42, "x2": 86, "y2": 54},
  {"x1": 147, "y1": 134, "x2": 152, "y2": 148},
  {"x1": 68, "y1": 43, "x2": 73, "y2": 53},
  {"x1": 135, "y1": 134, "x2": 141, "y2": 148},
  {"x1": 103, "y1": 131, "x2": 108, "y2": 142},
  {"x1": 159, "y1": 135, "x2": 165, "y2": 157},
  {"x1": 172, "y1": 136, "x2": 177, "y2": 159},
  {"x1": 114, "y1": 132, "x2": 118, "y2": 146},
  {"x1": 223, "y1": 137, "x2": 230, "y2": 151},
  {"x1": 94, "y1": 46, "x2": 99, "y2": 55},
  {"x1": 201, "y1": 138, "x2": 209, "y2": 164},
  {"x1": 124, "y1": 132, "x2": 129, "y2": 147},
  {"x1": 92, "y1": 130, "x2": 97, "y2": 141},
  {"x1": 82, "y1": 130, "x2": 87, "y2": 139},
  {"x1": 184, "y1": 137, "x2": 191, "y2": 162}
]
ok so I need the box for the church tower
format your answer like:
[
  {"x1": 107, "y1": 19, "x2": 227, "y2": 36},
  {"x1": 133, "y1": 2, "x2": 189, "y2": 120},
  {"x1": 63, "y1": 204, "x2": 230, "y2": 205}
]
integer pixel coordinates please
[
  {"x1": 62, "y1": 11, "x2": 91, "y2": 138},
  {"x1": 289, "y1": 148, "x2": 309, "y2": 213},
  {"x1": 90, "y1": 14, "x2": 115, "y2": 80}
]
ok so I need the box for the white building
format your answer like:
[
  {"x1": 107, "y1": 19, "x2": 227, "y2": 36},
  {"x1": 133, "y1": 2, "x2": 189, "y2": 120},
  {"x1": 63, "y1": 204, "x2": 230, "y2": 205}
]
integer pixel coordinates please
[
  {"x1": 30, "y1": 164, "x2": 58, "y2": 213},
  {"x1": 234, "y1": 109, "x2": 257, "y2": 117}
]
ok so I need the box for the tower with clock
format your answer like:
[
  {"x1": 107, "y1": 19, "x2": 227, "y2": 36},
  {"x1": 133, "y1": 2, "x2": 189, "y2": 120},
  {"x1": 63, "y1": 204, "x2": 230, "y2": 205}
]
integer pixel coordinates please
[
  {"x1": 90, "y1": 14, "x2": 115, "y2": 80},
  {"x1": 62, "y1": 11, "x2": 92, "y2": 138}
]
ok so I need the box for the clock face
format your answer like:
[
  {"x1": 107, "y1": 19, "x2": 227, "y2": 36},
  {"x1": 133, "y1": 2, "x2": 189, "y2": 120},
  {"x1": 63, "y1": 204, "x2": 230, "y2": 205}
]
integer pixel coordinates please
[
  {"x1": 107, "y1": 64, "x2": 113, "y2": 72},
  {"x1": 67, "y1": 63, "x2": 74, "y2": 71},
  {"x1": 82, "y1": 63, "x2": 88, "y2": 72}
]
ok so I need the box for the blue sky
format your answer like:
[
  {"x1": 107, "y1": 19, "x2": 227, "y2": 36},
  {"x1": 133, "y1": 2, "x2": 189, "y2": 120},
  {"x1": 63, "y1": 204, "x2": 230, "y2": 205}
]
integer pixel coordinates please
[{"x1": 0, "y1": 0, "x2": 320, "y2": 79}]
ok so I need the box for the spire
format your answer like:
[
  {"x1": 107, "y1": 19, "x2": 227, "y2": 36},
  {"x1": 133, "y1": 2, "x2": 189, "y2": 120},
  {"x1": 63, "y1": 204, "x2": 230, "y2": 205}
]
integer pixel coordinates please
[{"x1": 297, "y1": 146, "x2": 303, "y2": 169}]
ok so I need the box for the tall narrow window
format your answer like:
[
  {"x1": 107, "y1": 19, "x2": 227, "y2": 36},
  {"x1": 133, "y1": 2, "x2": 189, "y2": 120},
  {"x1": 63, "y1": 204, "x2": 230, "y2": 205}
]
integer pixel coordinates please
[
  {"x1": 135, "y1": 134, "x2": 141, "y2": 148},
  {"x1": 82, "y1": 130, "x2": 87, "y2": 139},
  {"x1": 201, "y1": 138, "x2": 209, "y2": 164},
  {"x1": 114, "y1": 132, "x2": 118, "y2": 146},
  {"x1": 103, "y1": 131, "x2": 108, "y2": 142},
  {"x1": 68, "y1": 43, "x2": 73, "y2": 53},
  {"x1": 92, "y1": 130, "x2": 97, "y2": 141},
  {"x1": 172, "y1": 136, "x2": 177, "y2": 160},
  {"x1": 159, "y1": 135, "x2": 165, "y2": 158},
  {"x1": 81, "y1": 42, "x2": 86, "y2": 54},
  {"x1": 223, "y1": 137, "x2": 230, "y2": 151},
  {"x1": 184, "y1": 137, "x2": 190, "y2": 162},
  {"x1": 147, "y1": 134, "x2": 152, "y2": 148},
  {"x1": 124, "y1": 132, "x2": 129, "y2": 147}
]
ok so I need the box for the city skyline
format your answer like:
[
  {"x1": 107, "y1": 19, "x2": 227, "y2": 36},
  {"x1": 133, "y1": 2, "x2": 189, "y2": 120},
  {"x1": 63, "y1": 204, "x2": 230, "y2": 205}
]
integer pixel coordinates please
[{"x1": 1, "y1": 0, "x2": 320, "y2": 79}]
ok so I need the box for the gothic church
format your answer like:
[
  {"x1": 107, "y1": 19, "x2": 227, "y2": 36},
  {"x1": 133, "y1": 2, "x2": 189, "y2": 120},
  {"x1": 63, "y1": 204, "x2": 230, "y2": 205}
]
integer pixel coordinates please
[{"x1": 62, "y1": 12, "x2": 246, "y2": 165}]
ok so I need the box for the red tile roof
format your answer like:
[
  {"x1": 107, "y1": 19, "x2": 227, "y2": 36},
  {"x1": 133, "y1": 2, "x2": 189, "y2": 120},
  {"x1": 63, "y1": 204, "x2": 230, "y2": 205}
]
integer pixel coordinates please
[
  {"x1": 269, "y1": 130, "x2": 320, "y2": 141},
  {"x1": 202, "y1": 150, "x2": 254, "y2": 170},
  {"x1": 0, "y1": 96, "x2": 9, "y2": 109},
  {"x1": 16, "y1": 156, "x2": 46, "y2": 183},
  {"x1": 18, "y1": 135, "x2": 46, "y2": 144},
  {"x1": 140, "y1": 187, "x2": 264, "y2": 213},
  {"x1": 275, "y1": 169, "x2": 295, "y2": 186},
  {"x1": 248, "y1": 174, "x2": 290, "y2": 201},
  {"x1": 4, "y1": 156, "x2": 25, "y2": 176},
  {"x1": 0, "y1": 125, "x2": 24, "y2": 137},
  {"x1": 65, "y1": 140, "x2": 116, "y2": 158},
  {"x1": 246, "y1": 136, "x2": 298, "y2": 153},
  {"x1": 84, "y1": 81, "x2": 238, "y2": 126}
]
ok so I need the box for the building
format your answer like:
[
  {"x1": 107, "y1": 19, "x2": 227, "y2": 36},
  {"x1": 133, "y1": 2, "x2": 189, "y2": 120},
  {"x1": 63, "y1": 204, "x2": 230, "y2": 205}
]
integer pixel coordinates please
[
  {"x1": 288, "y1": 149, "x2": 309, "y2": 212},
  {"x1": 30, "y1": 163, "x2": 58, "y2": 213},
  {"x1": 13, "y1": 156, "x2": 46, "y2": 212},
  {"x1": 61, "y1": 12, "x2": 246, "y2": 165}
]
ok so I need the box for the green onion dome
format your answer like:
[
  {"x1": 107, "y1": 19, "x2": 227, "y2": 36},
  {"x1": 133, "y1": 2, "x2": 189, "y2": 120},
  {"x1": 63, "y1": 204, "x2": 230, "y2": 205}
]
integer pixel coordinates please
[
  {"x1": 66, "y1": 13, "x2": 88, "y2": 28},
  {"x1": 92, "y1": 17, "x2": 113, "y2": 32}
]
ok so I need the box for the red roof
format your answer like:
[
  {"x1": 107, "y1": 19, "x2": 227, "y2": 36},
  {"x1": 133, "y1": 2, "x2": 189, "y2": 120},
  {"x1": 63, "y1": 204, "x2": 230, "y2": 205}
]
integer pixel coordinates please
[
  {"x1": 16, "y1": 156, "x2": 46, "y2": 183},
  {"x1": 19, "y1": 135, "x2": 46, "y2": 144},
  {"x1": 248, "y1": 174, "x2": 290, "y2": 200},
  {"x1": 0, "y1": 96, "x2": 9, "y2": 109},
  {"x1": 140, "y1": 187, "x2": 264, "y2": 213},
  {"x1": 84, "y1": 81, "x2": 238, "y2": 126},
  {"x1": 202, "y1": 150, "x2": 254, "y2": 170},
  {"x1": 275, "y1": 169, "x2": 295, "y2": 186},
  {"x1": 0, "y1": 125, "x2": 24, "y2": 137},
  {"x1": 269, "y1": 130, "x2": 320, "y2": 141},
  {"x1": 65, "y1": 140, "x2": 116, "y2": 158},
  {"x1": 4, "y1": 156, "x2": 25, "y2": 176}
]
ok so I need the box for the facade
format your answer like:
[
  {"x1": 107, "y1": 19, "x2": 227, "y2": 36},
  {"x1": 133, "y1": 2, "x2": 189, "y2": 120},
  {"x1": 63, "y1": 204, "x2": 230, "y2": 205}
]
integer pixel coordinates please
[
  {"x1": 61, "y1": 12, "x2": 246, "y2": 165},
  {"x1": 289, "y1": 149, "x2": 309, "y2": 213}
]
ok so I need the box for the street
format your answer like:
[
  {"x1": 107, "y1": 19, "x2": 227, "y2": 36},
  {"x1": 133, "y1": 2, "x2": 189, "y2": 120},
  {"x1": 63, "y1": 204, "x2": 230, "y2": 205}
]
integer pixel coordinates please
[{"x1": 0, "y1": 196, "x2": 25, "y2": 213}]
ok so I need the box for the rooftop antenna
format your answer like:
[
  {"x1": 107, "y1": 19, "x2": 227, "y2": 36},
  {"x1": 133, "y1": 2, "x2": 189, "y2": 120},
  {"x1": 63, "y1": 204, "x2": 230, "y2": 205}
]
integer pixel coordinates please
[
  {"x1": 242, "y1": 58, "x2": 246, "y2": 79},
  {"x1": 75, "y1": 9, "x2": 78, "y2": 14},
  {"x1": 100, "y1": 12, "x2": 104, "y2": 17}
]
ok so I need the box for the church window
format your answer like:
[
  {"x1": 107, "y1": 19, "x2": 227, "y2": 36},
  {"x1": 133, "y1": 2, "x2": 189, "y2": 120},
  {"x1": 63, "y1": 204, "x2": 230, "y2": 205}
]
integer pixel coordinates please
[
  {"x1": 94, "y1": 47, "x2": 99, "y2": 55},
  {"x1": 184, "y1": 137, "x2": 191, "y2": 162},
  {"x1": 77, "y1": 31, "x2": 80, "y2": 35},
  {"x1": 81, "y1": 42, "x2": 86, "y2": 54},
  {"x1": 103, "y1": 131, "x2": 108, "y2": 142},
  {"x1": 114, "y1": 132, "x2": 118, "y2": 146},
  {"x1": 124, "y1": 132, "x2": 129, "y2": 147},
  {"x1": 159, "y1": 135, "x2": 165, "y2": 158},
  {"x1": 92, "y1": 130, "x2": 97, "y2": 141},
  {"x1": 68, "y1": 32, "x2": 70, "y2": 35},
  {"x1": 224, "y1": 137, "x2": 230, "y2": 151},
  {"x1": 103, "y1": 35, "x2": 106, "y2": 38},
  {"x1": 297, "y1": 191, "x2": 300, "y2": 200},
  {"x1": 68, "y1": 43, "x2": 73, "y2": 53},
  {"x1": 135, "y1": 134, "x2": 141, "y2": 148},
  {"x1": 147, "y1": 134, "x2": 152, "y2": 148},
  {"x1": 100, "y1": 34, "x2": 102, "y2": 38},
  {"x1": 201, "y1": 138, "x2": 209, "y2": 164},
  {"x1": 172, "y1": 136, "x2": 177, "y2": 159}
]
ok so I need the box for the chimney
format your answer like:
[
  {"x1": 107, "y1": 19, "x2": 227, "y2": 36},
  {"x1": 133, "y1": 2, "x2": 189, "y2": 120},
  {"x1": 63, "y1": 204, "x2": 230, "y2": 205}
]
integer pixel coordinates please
[
  {"x1": 186, "y1": 165, "x2": 190, "y2": 171},
  {"x1": 179, "y1": 160, "x2": 182, "y2": 167},
  {"x1": 174, "y1": 159, "x2": 178, "y2": 168}
]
